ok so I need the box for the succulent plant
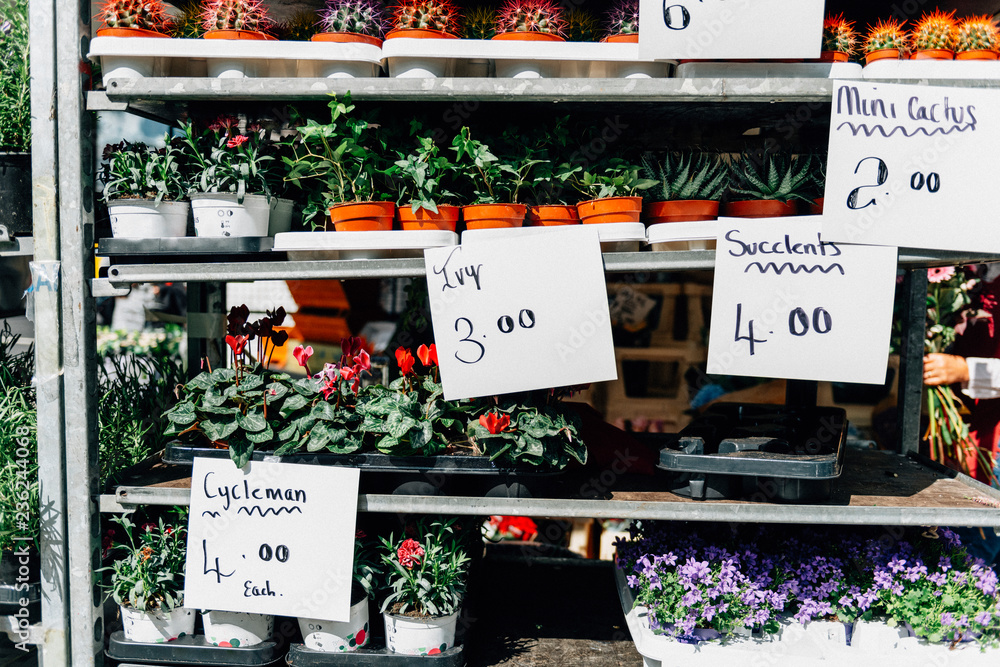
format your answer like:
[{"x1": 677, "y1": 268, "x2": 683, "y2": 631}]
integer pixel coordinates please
[
  {"x1": 169, "y1": 0, "x2": 205, "y2": 37},
  {"x1": 565, "y1": 9, "x2": 599, "y2": 42},
  {"x1": 910, "y1": 9, "x2": 957, "y2": 52},
  {"x1": 461, "y1": 5, "x2": 495, "y2": 39},
  {"x1": 956, "y1": 15, "x2": 1000, "y2": 53},
  {"x1": 495, "y1": 0, "x2": 565, "y2": 36},
  {"x1": 319, "y1": 0, "x2": 388, "y2": 37},
  {"x1": 391, "y1": 0, "x2": 459, "y2": 34},
  {"x1": 275, "y1": 10, "x2": 321, "y2": 40},
  {"x1": 822, "y1": 13, "x2": 857, "y2": 55},
  {"x1": 604, "y1": 0, "x2": 638, "y2": 37},
  {"x1": 641, "y1": 151, "x2": 728, "y2": 202},
  {"x1": 728, "y1": 151, "x2": 815, "y2": 204},
  {"x1": 201, "y1": 0, "x2": 274, "y2": 34},
  {"x1": 863, "y1": 18, "x2": 908, "y2": 53},
  {"x1": 100, "y1": 0, "x2": 170, "y2": 32}
]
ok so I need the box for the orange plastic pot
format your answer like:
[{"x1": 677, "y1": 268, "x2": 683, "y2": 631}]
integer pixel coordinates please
[
  {"x1": 96, "y1": 27, "x2": 170, "y2": 38},
  {"x1": 912, "y1": 49, "x2": 954, "y2": 60},
  {"x1": 724, "y1": 199, "x2": 798, "y2": 219},
  {"x1": 806, "y1": 198, "x2": 824, "y2": 215},
  {"x1": 956, "y1": 50, "x2": 999, "y2": 61},
  {"x1": 311, "y1": 32, "x2": 383, "y2": 47},
  {"x1": 864, "y1": 48, "x2": 901, "y2": 65},
  {"x1": 204, "y1": 29, "x2": 270, "y2": 40},
  {"x1": 644, "y1": 200, "x2": 719, "y2": 224},
  {"x1": 493, "y1": 31, "x2": 565, "y2": 42},
  {"x1": 385, "y1": 28, "x2": 459, "y2": 39},
  {"x1": 819, "y1": 50, "x2": 849, "y2": 63},
  {"x1": 602, "y1": 34, "x2": 638, "y2": 43},
  {"x1": 462, "y1": 204, "x2": 526, "y2": 230},
  {"x1": 398, "y1": 204, "x2": 460, "y2": 231},
  {"x1": 577, "y1": 196, "x2": 642, "y2": 224},
  {"x1": 528, "y1": 204, "x2": 580, "y2": 226},
  {"x1": 327, "y1": 202, "x2": 395, "y2": 232}
]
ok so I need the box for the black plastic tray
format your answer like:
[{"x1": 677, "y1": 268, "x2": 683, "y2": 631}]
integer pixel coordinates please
[
  {"x1": 287, "y1": 643, "x2": 464, "y2": 666},
  {"x1": 98, "y1": 236, "x2": 282, "y2": 265},
  {"x1": 107, "y1": 631, "x2": 284, "y2": 666}
]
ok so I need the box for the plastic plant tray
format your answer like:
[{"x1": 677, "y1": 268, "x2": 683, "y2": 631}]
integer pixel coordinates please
[
  {"x1": 657, "y1": 403, "x2": 846, "y2": 479},
  {"x1": 98, "y1": 236, "x2": 275, "y2": 255},
  {"x1": 107, "y1": 631, "x2": 284, "y2": 666},
  {"x1": 674, "y1": 61, "x2": 862, "y2": 79},
  {"x1": 287, "y1": 643, "x2": 464, "y2": 666},
  {"x1": 862, "y1": 59, "x2": 1000, "y2": 80},
  {"x1": 271, "y1": 230, "x2": 457, "y2": 260},
  {"x1": 462, "y1": 222, "x2": 646, "y2": 244}
]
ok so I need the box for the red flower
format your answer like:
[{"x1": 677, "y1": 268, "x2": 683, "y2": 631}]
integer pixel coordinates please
[
  {"x1": 395, "y1": 347, "x2": 416, "y2": 376},
  {"x1": 417, "y1": 343, "x2": 437, "y2": 367},
  {"x1": 293, "y1": 345, "x2": 314, "y2": 369},
  {"x1": 397, "y1": 538, "x2": 424, "y2": 569},
  {"x1": 479, "y1": 411, "x2": 511, "y2": 434},
  {"x1": 355, "y1": 530, "x2": 366, "y2": 539},
  {"x1": 225, "y1": 334, "x2": 248, "y2": 356},
  {"x1": 141, "y1": 522, "x2": 156, "y2": 533},
  {"x1": 226, "y1": 134, "x2": 249, "y2": 148},
  {"x1": 353, "y1": 349, "x2": 371, "y2": 372}
]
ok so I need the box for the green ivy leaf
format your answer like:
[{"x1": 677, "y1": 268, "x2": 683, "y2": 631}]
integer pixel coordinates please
[{"x1": 238, "y1": 409, "x2": 267, "y2": 433}]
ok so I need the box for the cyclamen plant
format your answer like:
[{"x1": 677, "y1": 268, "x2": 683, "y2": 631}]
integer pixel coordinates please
[
  {"x1": 319, "y1": 0, "x2": 388, "y2": 37},
  {"x1": 495, "y1": 0, "x2": 566, "y2": 36}
]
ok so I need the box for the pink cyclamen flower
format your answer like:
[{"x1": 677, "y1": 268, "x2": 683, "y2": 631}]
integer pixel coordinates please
[
  {"x1": 397, "y1": 539, "x2": 424, "y2": 569},
  {"x1": 927, "y1": 266, "x2": 956, "y2": 283},
  {"x1": 293, "y1": 344, "x2": 314, "y2": 369},
  {"x1": 226, "y1": 134, "x2": 249, "y2": 148}
]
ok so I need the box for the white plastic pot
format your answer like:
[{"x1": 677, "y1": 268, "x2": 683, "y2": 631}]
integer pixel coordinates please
[
  {"x1": 120, "y1": 606, "x2": 195, "y2": 643},
  {"x1": 298, "y1": 596, "x2": 370, "y2": 652},
  {"x1": 101, "y1": 55, "x2": 166, "y2": 84},
  {"x1": 387, "y1": 57, "x2": 451, "y2": 78},
  {"x1": 383, "y1": 610, "x2": 458, "y2": 656},
  {"x1": 268, "y1": 197, "x2": 295, "y2": 235},
  {"x1": 107, "y1": 199, "x2": 189, "y2": 238},
  {"x1": 202, "y1": 610, "x2": 274, "y2": 648},
  {"x1": 191, "y1": 193, "x2": 271, "y2": 237},
  {"x1": 207, "y1": 57, "x2": 255, "y2": 78},
  {"x1": 494, "y1": 59, "x2": 560, "y2": 78}
]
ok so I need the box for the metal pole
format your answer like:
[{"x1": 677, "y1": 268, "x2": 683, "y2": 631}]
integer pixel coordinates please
[
  {"x1": 54, "y1": 0, "x2": 102, "y2": 663},
  {"x1": 896, "y1": 268, "x2": 928, "y2": 455},
  {"x1": 29, "y1": 0, "x2": 71, "y2": 661}
]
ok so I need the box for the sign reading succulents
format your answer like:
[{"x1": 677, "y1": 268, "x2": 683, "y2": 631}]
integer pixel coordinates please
[
  {"x1": 637, "y1": 0, "x2": 824, "y2": 60},
  {"x1": 424, "y1": 227, "x2": 617, "y2": 400},
  {"x1": 184, "y1": 458, "x2": 360, "y2": 622},
  {"x1": 824, "y1": 80, "x2": 1000, "y2": 254},
  {"x1": 706, "y1": 217, "x2": 897, "y2": 384}
]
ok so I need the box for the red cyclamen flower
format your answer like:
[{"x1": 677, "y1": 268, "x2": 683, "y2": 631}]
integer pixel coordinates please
[
  {"x1": 397, "y1": 538, "x2": 424, "y2": 569},
  {"x1": 293, "y1": 345, "x2": 314, "y2": 368},
  {"x1": 479, "y1": 412, "x2": 511, "y2": 434},
  {"x1": 225, "y1": 334, "x2": 248, "y2": 356},
  {"x1": 417, "y1": 343, "x2": 437, "y2": 367},
  {"x1": 226, "y1": 134, "x2": 249, "y2": 148},
  {"x1": 395, "y1": 347, "x2": 416, "y2": 375}
]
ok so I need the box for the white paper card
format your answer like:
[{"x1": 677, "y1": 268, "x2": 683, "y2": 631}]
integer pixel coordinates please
[
  {"x1": 184, "y1": 458, "x2": 360, "y2": 622},
  {"x1": 824, "y1": 80, "x2": 1000, "y2": 254},
  {"x1": 638, "y1": 0, "x2": 824, "y2": 61},
  {"x1": 425, "y1": 226, "x2": 617, "y2": 400},
  {"x1": 707, "y1": 217, "x2": 897, "y2": 384}
]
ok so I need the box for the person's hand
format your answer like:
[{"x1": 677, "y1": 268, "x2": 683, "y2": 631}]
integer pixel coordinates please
[{"x1": 923, "y1": 353, "x2": 970, "y2": 386}]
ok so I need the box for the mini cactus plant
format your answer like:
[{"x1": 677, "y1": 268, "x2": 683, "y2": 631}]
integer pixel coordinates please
[
  {"x1": 461, "y1": 5, "x2": 495, "y2": 39},
  {"x1": 956, "y1": 15, "x2": 1000, "y2": 54},
  {"x1": 565, "y1": 9, "x2": 599, "y2": 42},
  {"x1": 495, "y1": 0, "x2": 565, "y2": 36},
  {"x1": 318, "y1": 0, "x2": 388, "y2": 37},
  {"x1": 863, "y1": 18, "x2": 908, "y2": 54},
  {"x1": 391, "y1": 0, "x2": 460, "y2": 35},
  {"x1": 201, "y1": 0, "x2": 274, "y2": 35},
  {"x1": 275, "y1": 9, "x2": 321, "y2": 40},
  {"x1": 910, "y1": 9, "x2": 957, "y2": 53},
  {"x1": 169, "y1": 0, "x2": 205, "y2": 37},
  {"x1": 822, "y1": 13, "x2": 857, "y2": 56},
  {"x1": 604, "y1": 0, "x2": 638, "y2": 38},
  {"x1": 99, "y1": 0, "x2": 170, "y2": 33}
]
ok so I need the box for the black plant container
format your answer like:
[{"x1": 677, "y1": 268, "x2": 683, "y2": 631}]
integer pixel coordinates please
[{"x1": 0, "y1": 153, "x2": 31, "y2": 236}]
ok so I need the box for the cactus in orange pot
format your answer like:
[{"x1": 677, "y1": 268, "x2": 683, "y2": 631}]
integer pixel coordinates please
[
  {"x1": 201, "y1": 0, "x2": 274, "y2": 37},
  {"x1": 821, "y1": 13, "x2": 857, "y2": 61},
  {"x1": 863, "y1": 18, "x2": 908, "y2": 64},
  {"x1": 389, "y1": 0, "x2": 460, "y2": 36},
  {"x1": 956, "y1": 15, "x2": 1000, "y2": 59},
  {"x1": 98, "y1": 0, "x2": 170, "y2": 35},
  {"x1": 910, "y1": 9, "x2": 957, "y2": 58},
  {"x1": 495, "y1": 0, "x2": 565, "y2": 38}
]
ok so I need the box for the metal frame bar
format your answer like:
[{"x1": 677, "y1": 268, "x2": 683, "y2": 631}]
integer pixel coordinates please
[{"x1": 897, "y1": 268, "x2": 929, "y2": 456}]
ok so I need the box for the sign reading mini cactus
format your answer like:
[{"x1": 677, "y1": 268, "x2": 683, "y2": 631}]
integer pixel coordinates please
[{"x1": 637, "y1": 0, "x2": 823, "y2": 60}]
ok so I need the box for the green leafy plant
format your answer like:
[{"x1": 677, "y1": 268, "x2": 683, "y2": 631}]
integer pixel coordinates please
[
  {"x1": 0, "y1": 323, "x2": 37, "y2": 558},
  {"x1": 522, "y1": 116, "x2": 581, "y2": 205},
  {"x1": 101, "y1": 137, "x2": 189, "y2": 203},
  {"x1": 379, "y1": 518, "x2": 471, "y2": 617},
  {"x1": 318, "y1": 0, "x2": 387, "y2": 37},
  {"x1": 393, "y1": 124, "x2": 460, "y2": 214},
  {"x1": 101, "y1": 511, "x2": 188, "y2": 612},
  {"x1": 727, "y1": 151, "x2": 814, "y2": 203},
  {"x1": 179, "y1": 117, "x2": 276, "y2": 203},
  {"x1": 450, "y1": 126, "x2": 544, "y2": 204},
  {"x1": 467, "y1": 400, "x2": 586, "y2": 468},
  {"x1": 353, "y1": 529, "x2": 382, "y2": 597},
  {"x1": 641, "y1": 151, "x2": 728, "y2": 202},
  {"x1": 0, "y1": 0, "x2": 30, "y2": 152},
  {"x1": 573, "y1": 157, "x2": 657, "y2": 199},
  {"x1": 495, "y1": 0, "x2": 565, "y2": 36}
]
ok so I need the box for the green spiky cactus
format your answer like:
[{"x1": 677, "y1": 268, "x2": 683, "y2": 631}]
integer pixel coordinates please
[
  {"x1": 565, "y1": 10, "x2": 599, "y2": 42},
  {"x1": 822, "y1": 14, "x2": 857, "y2": 55},
  {"x1": 864, "y1": 18, "x2": 908, "y2": 52},
  {"x1": 728, "y1": 151, "x2": 814, "y2": 204},
  {"x1": 911, "y1": 9, "x2": 957, "y2": 51},
  {"x1": 101, "y1": 0, "x2": 169, "y2": 32},
  {"x1": 169, "y1": 0, "x2": 205, "y2": 37},
  {"x1": 605, "y1": 0, "x2": 638, "y2": 37},
  {"x1": 392, "y1": 0, "x2": 459, "y2": 34},
  {"x1": 275, "y1": 10, "x2": 320, "y2": 40},
  {"x1": 956, "y1": 15, "x2": 1000, "y2": 53},
  {"x1": 496, "y1": 0, "x2": 565, "y2": 35},
  {"x1": 201, "y1": 0, "x2": 274, "y2": 34},
  {"x1": 319, "y1": 0, "x2": 387, "y2": 37},
  {"x1": 461, "y1": 6, "x2": 495, "y2": 39}
]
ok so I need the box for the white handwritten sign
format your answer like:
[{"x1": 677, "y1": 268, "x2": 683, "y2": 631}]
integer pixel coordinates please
[
  {"x1": 424, "y1": 226, "x2": 617, "y2": 400},
  {"x1": 637, "y1": 0, "x2": 823, "y2": 61},
  {"x1": 184, "y1": 458, "x2": 360, "y2": 621},
  {"x1": 824, "y1": 80, "x2": 1000, "y2": 254},
  {"x1": 706, "y1": 217, "x2": 897, "y2": 384}
]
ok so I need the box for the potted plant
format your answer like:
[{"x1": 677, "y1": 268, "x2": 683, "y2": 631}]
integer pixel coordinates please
[
  {"x1": 910, "y1": 10, "x2": 957, "y2": 60},
  {"x1": 97, "y1": 0, "x2": 171, "y2": 37},
  {"x1": 863, "y1": 18, "x2": 908, "y2": 65},
  {"x1": 641, "y1": 151, "x2": 727, "y2": 224},
  {"x1": 955, "y1": 15, "x2": 1000, "y2": 61},
  {"x1": 284, "y1": 95, "x2": 395, "y2": 232},
  {"x1": 493, "y1": 0, "x2": 566, "y2": 42},
  {"x1": 201, "y1": 610, "x2": 274, "y2": 647},
  {"x1": 461, "y1": 6, "x2": 495, "y2": 39},
  {"x1": 101, "y1": 512, "x2": 194, "y2": 643},
  {"x1": 380, "y1": 518, "x2": 472, "y2": 655},
  {"x1": 602, "y1": 0, "x2": 638, "y2": 43},
  {"x1": 200, "y1": 0, "x2": 274, "y2": 40},
  {"x1": 313, "y1": 0, "x2": 388, "y2": 46},
  {"x1": 804, "y1": 154, "x2": 825, "y2": 215},
  {"x1": 0, "y1": 0, "x2": 31, "y2": 238},
  {"x1": 724, "y1": 151, "x2": 813, "y2": 218},
  {"x1": 565, "y1": 9, "x2": 599, "y2": 43},
  {"x1": 466, "y1": 399, "x2": 587, "y2": 468},
  {"x1": 180, "y1": 116, "x2": 276, "y2": 237},
  {"x1": 450, "y1": 127, "x2": 531, "y2": 230},
  {"x1": 274, "y1": 10, "x2": 321, "y2": 41},
  {"x1": 100, "y1": 138, "x2": 190, "y2": 238},
  {"x1": 573, "y1": 157, "x2": 658, "y2": 224},
  {"x1": 385, "y1": 0, "x2": 460, "y2": 39},
  {"x1": 392, "y1": 124, "x2": 461, "y2": 231},
  {"x1": 525, "y1": 120, "x2": 582, "y2": 225},
  {"x1": 168, "y1": 0, "x2": 205, "y2": 38},
  {"x1": 820, "y1": 13, "x2": 857, "y2": 63}
]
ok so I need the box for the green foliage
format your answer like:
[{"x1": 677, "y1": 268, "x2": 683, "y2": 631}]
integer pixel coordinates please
[
  {"x1": 379, "y1": 518, "x2": 471, "y2": 617},
  {"x1": 641, "y1": 151, "x2": 728, "y2": 202},
  {"x1": 0, "y1": 0, "x2": 30, "y2": 151},
  {"x1": 179, "y1": 118, "x2": 276, "y2": 203},
  {"x1": 449, "y1": 126, "x2": 544, "y2": 204},
  {"x1": 0, "y1": 323, "x2": 37, "y2": 554},
  {"x1": 573, "y1": 157, "x2": 658, "y2": 199},
  {"x1": 392, "y1": 123, "x2": 460, "y2": 213},
  {"x1": 467, "y1": 401, "x2": 586, "y2": 468},
  {"x1": 101, "y1": 511, "x2": 188, "y2": 612},
  {"x1": 728, "y1": 151, "x2": 815, "y2": 203},
  {"x1": 270, "y1": 375, "x2": 366, "y2": 456},
  {"x1": 522, "y1": 116, "x2": 581, "y2": 205},
  {"x1": 101, "y1": 137, "x2": 189, "y2": 203}
]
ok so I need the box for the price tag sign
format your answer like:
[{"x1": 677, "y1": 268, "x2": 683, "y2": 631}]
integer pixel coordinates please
[
  {"x1": 706, "y1": 217, "x2": 897, "y2": 384},
  {"x1": 638, "y1": 0, "x2": 823, "y2": 61},
  {"x1": 184, "y1": 458, "x2": 360, "y2": 622},
  {"x1": 424, "y1": 227, "x2": 617, "y2": 400},
  {"x1": 824, "y1": 80, "x2": 1000, "y2": 253}
]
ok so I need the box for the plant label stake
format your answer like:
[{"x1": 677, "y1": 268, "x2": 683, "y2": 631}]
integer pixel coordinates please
[
  {"x1": 706, "y1": 216, "x2": 897, "y2": 384},
  {"x1": 424, "y1": 226, "x2": 617, "y2": 400},
  {"x1": 184, "y1": 458, "x2": 360, "y2": 622},
  {"x1": 823, "y1": 80, "x2": 1000, "y2": 254},
  {"x1": 637, "y1": 0, "x2": 823, "y2": 60}
]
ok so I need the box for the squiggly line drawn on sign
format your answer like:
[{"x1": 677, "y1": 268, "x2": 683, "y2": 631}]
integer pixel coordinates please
[
  {"x1": 201, "y1": 511, "x2": 221, "y2": 518},
  {"x1": 836, "y1": 122, "x2": 977, "y2": 138},
  {"x1": 744, "y1": 262, "x2": 846, "y2": 276},
  {"x1": 236, "y1": 505, "x2": 303, "y2": 517}
]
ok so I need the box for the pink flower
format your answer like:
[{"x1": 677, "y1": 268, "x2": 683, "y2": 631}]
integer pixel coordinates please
[
  {"x1": 293, "y1": 345, "x2": 313, "y2": 368},
  {"x1": 226, "y1": 134, "x2": 249, "y2": 148},
  {"x1": 397, "y1": 539, "x2": 424, "y2": 569},
  {"x1": 353, "y1": 349, "x2": 371, "y2": 372},
  {"x1": 927, "y1": 266, "x2": 956, "y2": 283}
]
